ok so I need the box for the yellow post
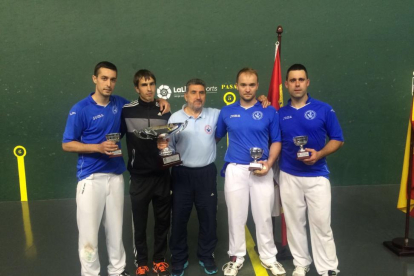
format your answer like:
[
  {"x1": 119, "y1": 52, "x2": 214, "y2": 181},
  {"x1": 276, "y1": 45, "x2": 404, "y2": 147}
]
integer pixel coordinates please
[
  {"x1": 223, "y1": 92, "x2": 236, "y2": 146},
  {"x1": 13, "y1": 146, "x2": 28, "y2": 201}
]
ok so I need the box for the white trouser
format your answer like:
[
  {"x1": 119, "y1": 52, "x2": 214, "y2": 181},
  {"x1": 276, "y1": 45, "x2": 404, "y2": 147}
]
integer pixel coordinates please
[
  {"x1": 224, "y1": 163, "x2": 277, "y2": 264},
  {"x1": 279, "y1": 171, "x2": 339, "y2": 275},
  {"x1": 76, "y1": 173, "x2": 126, "y2": 276}
]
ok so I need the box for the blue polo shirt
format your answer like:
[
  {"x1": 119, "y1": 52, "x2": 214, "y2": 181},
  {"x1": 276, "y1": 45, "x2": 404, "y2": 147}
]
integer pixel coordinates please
[
  {"x1": 168, "y1": 106, "x2": 220, "y2": 168},
  {"x1": 215, "y1": 100, "x2": 281, "y2": 164},
  {"x1": 279, "y1": 95, "x2": 344, "y2": 178},
  {"x1": 63, "y1": 93, "x2": 128, "y2": 180}
]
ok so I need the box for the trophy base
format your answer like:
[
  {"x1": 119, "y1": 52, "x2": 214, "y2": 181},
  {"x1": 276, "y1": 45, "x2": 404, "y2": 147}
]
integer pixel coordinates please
[
  {"x1": 109, "y1": 150, "x2": 122, "y2": 158},
  {"x1": 159, "y1": 153, "x2": 183, "y2": 168},
  {"x1": 297, "y1": 151, "x2": 310, "y2": 160},
  {"x1": 249, "y1": 163, "x2": 263, "y2": 171}
]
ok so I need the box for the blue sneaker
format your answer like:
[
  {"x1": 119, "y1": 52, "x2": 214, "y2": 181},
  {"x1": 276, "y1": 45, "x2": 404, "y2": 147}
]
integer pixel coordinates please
[
  {"x1": 171, "y1": 261, "x2": 189, "y2": 276},
  {"x1": 199, "y1": 260, "x2": 218, "y2": 274}
]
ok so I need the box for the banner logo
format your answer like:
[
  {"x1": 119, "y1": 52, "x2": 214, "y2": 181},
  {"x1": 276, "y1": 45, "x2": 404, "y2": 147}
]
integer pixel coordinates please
[{"x1": 157, "y1": 85, "x2": 172, "y2": 99}]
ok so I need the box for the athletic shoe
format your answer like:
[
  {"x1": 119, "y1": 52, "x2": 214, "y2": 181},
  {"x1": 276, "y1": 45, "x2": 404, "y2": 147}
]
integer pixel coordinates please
[
  {"x1": 292, "y1": 266, "x2": 310, "y2": 276},
  {"x1": 118, "y1": 270, "x2": 131, "y2": 276},
  {"x1": 199, "y1": 260, "x2": 218, "y2": 274},
  {"x1": 261, "y1": 261, "x2": 286, "y2": 276},
  {"x1": 222, "y1": 261, "x2": 243, "y2": 276},
  {"x1": 328, "y1": 271, "x2": 337, "y2": 276},
  {"x1": 135, "y1": 266, "x2": 149, "y2": 276},
  {"x1": 171, "y1": 261, "x2": 188, "y2": 276},
  {"x1": 153, "y1": 261, "x2": 170, "y2": 276}
]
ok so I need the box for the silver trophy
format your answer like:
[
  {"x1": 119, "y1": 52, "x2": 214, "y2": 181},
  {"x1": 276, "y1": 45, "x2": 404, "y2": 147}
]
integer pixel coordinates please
[
  {"x1": 293, "y1": 136, "x2": 310, "y2": 160},
  {"x1": 105, "y1": 133, "x2": 122, "y2": 157},
  {"x1": 134, "y1": 121, "x2": 188, "y2": 168},
  {"x1": 249, "y1": 147, "x2": 264, "y2": 171}
]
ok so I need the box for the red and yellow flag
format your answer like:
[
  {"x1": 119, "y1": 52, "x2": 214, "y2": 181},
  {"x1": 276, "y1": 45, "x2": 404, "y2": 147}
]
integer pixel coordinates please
[
  {"x1": 267, "y1": 42, "x2": 283, "y2": 110},
  {"x1": 397, "y1": 96, "x2": 414, "y2": 216}
]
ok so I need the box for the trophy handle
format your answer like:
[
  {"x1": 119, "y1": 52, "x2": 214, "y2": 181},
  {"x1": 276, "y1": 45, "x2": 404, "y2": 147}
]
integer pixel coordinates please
[
  {"x1": 174, "y1": 120, "x2": 188, "y2": 136},
  {"x1": 133, "y1": 129, "x2": 152, "y2": 140}
]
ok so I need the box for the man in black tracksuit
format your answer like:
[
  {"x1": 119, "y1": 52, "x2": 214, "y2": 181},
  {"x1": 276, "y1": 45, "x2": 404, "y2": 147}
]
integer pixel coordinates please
[{"x1": 121, "y1": 70, "x2": 171, "y2": 276}]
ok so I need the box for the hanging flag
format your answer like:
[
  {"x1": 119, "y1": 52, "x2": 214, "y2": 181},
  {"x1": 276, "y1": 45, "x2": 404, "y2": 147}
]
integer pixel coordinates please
[
  {"x1": 268, "y1": 40, "x2": 288, "y2": 247},
  {"x1": 397, "y1": 96, "x2": 414, "y2": 216},
  {"x1": 268, "y1": 41, "x2": 283, "y2": 110}
]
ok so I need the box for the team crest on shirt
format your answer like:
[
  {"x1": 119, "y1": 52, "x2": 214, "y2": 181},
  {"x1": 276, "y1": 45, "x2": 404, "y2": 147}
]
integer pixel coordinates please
[
  {"x1": 205, "y1": 125, "x2": 213, "y2": 134},
  {"x1": 252, "y1": 111, "x2": 263, "y2": 120},
  {"x1": 112, "y1": 105, "x2": 118, "y2": 114},
  {"x1": 304, "y1": 110, "x2": 316, "y2": 120}
]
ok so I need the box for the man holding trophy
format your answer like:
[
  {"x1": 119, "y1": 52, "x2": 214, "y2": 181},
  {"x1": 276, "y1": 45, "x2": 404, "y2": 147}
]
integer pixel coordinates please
[
  {"x1": 215, "y1": 68, "x2": 286, "y2": 276},
  {"x1": 278, "y1": 64, "x2": 344, "y2": 276},
  {"x1": 62, "y1": 61, "x2": 131, "y2": 276},
  {"x1": 121, "y1": 69, "x2": 173, "y2": 276}
]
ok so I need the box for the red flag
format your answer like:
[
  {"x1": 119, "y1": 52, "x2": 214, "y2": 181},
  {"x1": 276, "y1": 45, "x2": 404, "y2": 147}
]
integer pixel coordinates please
[
  {"x1": 268, "y1": 42, "x2": 283, "y2": 110},
  {"x1": 268, "y1": 41, "x2": 288, "y2": 247}
]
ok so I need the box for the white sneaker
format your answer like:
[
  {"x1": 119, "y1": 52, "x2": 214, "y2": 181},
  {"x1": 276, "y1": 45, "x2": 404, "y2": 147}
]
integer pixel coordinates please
[
  {"x1": 222, "y1": 261, "x2": 243, "y2": 276},
  {"x1": 292, "y1": 266, "x2": 310, "y2": 276},
  {"x1": 261, "y1": 261, "x2": 286, "y2": 276}
]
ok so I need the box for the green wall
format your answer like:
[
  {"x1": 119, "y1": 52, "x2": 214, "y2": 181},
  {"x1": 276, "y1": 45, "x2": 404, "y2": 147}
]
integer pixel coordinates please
[{"x1": 1, "y1": 0, "x2": 414, "y2": 201}]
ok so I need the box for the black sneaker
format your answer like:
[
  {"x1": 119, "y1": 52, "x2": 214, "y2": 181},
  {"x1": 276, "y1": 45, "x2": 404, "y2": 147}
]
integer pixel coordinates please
[
  {"x1": 328, "y1": 271, "x2": 337, "y2": 276},
  {"x1": 171, "y1": 261, "x2": 189, "y2": 276},
  {"x1": 199, "y1": 260, "x2": 218, "y2": 274},
  {"x1": 118, "y1": 271, "x2": 131, "y2": 276}
]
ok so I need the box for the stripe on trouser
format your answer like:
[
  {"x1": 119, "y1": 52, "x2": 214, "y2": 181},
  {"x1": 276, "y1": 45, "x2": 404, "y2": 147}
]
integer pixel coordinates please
[{"x1": 245, "y1": 225, "x2": 269, "y2": 276}]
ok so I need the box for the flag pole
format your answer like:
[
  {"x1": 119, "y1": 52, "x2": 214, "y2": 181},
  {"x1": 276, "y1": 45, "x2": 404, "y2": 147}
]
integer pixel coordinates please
[
  {"x1": 272, "y1": 24, "x2": 293, "y2": 260},
  {"x1": 275, "y1": 25, "x2": 288, "y2": 248},
  {"x1": 383, "y1": 82, "x2": 414, "y2": 255},
  {"x1": 277, "y1": 25, "x2": 283, "y2": 56},
  {"x1": 404, "y1": 124, "x2": 414, "y2": 243}
]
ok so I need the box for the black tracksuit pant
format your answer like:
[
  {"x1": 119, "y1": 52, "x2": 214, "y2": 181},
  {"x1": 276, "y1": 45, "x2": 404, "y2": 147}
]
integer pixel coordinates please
[
  {"x1": 130, "y1": 171, "x2": 171, "y2": 266},
  {"x1": 170, "y1": 163, "x2": 218, "y2": 269}
]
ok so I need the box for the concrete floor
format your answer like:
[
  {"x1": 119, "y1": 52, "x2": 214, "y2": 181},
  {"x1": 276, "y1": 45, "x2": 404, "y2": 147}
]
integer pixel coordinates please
[{"x1": 1, "y1": 185, "x2": 414, "y2": 276}]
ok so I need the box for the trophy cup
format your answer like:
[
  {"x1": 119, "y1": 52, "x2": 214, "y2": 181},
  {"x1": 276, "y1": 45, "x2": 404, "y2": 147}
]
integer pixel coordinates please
[
  {"x1": 293, "y1": 136, "x2": 310, "y2": 160},
  {"x1": 249, "y1": 147, "x2": 264, "y2": 171},
  {"x1": 133, "y1": 121, "x2": 188, "y2": 168},
  {"x1": 105, "y1": 133, "x2": 122, "y2": 158}
]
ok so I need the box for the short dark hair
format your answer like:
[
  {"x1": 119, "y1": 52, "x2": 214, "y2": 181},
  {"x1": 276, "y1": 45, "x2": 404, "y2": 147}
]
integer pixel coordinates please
[
  {"x1": 286, "y1": 64, "x2": 308, "y2": 80},
  {"x1": 185, "y1": 78, "x2": 206, "y2": 93},
  {"x1": 236, "y1": 67, "x2": 259, "y2": 83},
  {"x1": 94, "y1": 61, "x2": 117, "y2": 76},
  {"x1": 133, "y1": 69, "x2": 156, "y2": 87}
]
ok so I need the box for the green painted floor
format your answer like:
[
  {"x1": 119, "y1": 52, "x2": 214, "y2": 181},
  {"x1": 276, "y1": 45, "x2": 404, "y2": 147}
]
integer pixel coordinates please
[{"x1": 1, "y1": 185, "x2": 414, "y2": 276}]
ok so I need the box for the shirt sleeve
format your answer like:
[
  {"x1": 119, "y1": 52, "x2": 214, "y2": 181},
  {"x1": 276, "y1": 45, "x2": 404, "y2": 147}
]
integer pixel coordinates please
[
  {"x1": 120, "y1": 109, "x2": 127, "y2": 138},
  {"x1": 62, "y1": 105, "x2": 84, "y2": 143},
  {"x1": 325, "y1": 106, "x2": 344, "y2": 141},
  {"x1": 269, "y1": 110, "x2": 282, "y2": 143},
  {"x1": 215, "y1": 108, "x2": 227, "y2": 139}
]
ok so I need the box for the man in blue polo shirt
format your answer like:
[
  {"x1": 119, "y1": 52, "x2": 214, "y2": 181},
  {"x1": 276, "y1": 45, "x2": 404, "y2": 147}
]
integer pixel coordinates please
[
  {"x1": 278, "y1": 64, "x2": 344, "y2": 276},
  {"x1": 62, "y1": 62, "x2": 169, "y2": 276},
  {"x1": 215, "y1": 68, "x2": 286, "y2": 276}
]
